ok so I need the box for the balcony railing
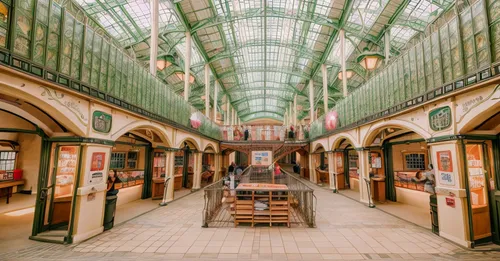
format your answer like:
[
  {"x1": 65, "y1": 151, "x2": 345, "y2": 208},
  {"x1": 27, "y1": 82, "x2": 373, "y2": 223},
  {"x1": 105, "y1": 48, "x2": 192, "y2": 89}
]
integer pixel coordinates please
[
  {"x1": 0, "y1": 0, "x2": 221, "y2": 140},
  {"x1": 221, "y1": 125, "x2": 310, "y2": 142},
  {"x1": 310, "y1": 0, "x2": 500, "y2": 139}
]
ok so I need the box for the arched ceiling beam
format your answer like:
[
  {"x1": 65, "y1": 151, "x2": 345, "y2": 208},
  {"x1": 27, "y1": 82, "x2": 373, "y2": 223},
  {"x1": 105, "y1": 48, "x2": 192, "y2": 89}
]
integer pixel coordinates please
[
  {"x1": 242, "y1": 115, "x2": 284, "y2": 122},
  {"x1": 232, "y1": 95, "x2": 292, "y2": 106},
  {"x1": 217, "y1": 68, "x2": 309, "y2": 81},
  {"x1": 207, "y1": 40, "x2": 323, "y2": 65},
  {"x1": 191, "y1": 8, "x2": 339, "y2": 34},
  {"x1": 239, "y1": 110, "x2": 286, "y2": 119},
  {"x1": 226, "y1": 82, "x2": 301, "y2": 94}
]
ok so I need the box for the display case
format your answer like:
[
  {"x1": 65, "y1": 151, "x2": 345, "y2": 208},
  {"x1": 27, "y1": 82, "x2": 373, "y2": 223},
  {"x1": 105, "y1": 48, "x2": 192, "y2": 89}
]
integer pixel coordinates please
[{"x1": 152, "y1": 151, "x2": 166, "y2": 199}]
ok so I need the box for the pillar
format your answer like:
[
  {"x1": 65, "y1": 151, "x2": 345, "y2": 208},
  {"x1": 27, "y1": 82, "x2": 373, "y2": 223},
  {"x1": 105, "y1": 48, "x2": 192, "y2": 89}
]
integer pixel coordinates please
[
  {"x1": 231, "y1": 107, "x2": 236, "y2": 126},
  {"x1": 204, "y1": 64, "x2": 210, "y2": 118},
  {"x1": 429, "y1": 140, "x2": 471, "y2": 247},
  {"x1": 340, "y1": 29, "x2": 348, "y2": 97},
  {"x1": 322, "y1": 64, "x2": 328, "y2": 114},
  {"x1": 149, "y1": 0, "x2": 159, "y2": 76},
  {"x1": 293, "y1": 94, "x2": 297, "y2": 126},
  {"x1": 213, "y1": 82, "x2": 218, "y2": 121},
  {"x1": 384, "y1": 29, "x2": 390, "y2": 65},
  {"x1": 71, "y1": 144, "x2": 112, "y2": 243},
  {"x1": 357, "y1": 149, "x2": 370, "y2": 204},
  {"x1": 327, "y1": 152, "x2": 335, "y2": 191},
  {"x1": 213, "y1": 153, "x2": 221, "y2": 181},
  {"x1": 308, "y1": 153, "x2": 317, "y2": 183},
  {"x1": 308, "y1": 80, "x2": 314, "y2": 121},
  {"x1": 184, "y1": 31, "x2": 192, "y2": 101},
  {"x1": 225, "y1": 98, "x2": 229, "y2": 125},
  {"x1": 165, "y1": 151, "x2": 175, "y2": 202},
  {"x1": 192, "y1": 152, "x2": 202, "y2": 191}
]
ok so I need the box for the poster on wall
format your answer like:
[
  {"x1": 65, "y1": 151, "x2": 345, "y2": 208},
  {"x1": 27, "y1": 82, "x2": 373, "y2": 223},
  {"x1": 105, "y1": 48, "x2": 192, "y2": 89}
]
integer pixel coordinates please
[
  {"x1": 55, "y1": 146, "x2": 79, "y2": 197},
  {"x1": 334, "y1": 152, "x2": 343, "y2": 173},
  {"x1": 251, "y1": 151, "x2": 272, "y2": 166},
  {"x1": 436, "y1": 150, "x2": 455, "y2": 186},
  {"x1": 437, "y1": 150, "x2": 453, "y2": 172},
  {"x1": 88, "y1": 152, "x2": 106, "y2": 185}
]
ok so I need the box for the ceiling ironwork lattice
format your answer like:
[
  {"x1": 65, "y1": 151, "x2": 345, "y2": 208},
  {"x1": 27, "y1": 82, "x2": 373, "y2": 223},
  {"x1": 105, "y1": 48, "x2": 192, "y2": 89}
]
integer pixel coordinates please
[{"x1": 73, "y1": 0, "x2": 456, "y2": 121}]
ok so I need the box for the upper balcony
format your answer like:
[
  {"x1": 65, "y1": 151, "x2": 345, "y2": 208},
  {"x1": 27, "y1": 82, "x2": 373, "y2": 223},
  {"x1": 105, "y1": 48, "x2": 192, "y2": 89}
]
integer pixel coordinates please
[{"x1": 221, "y1": 125, "x2": 310, "y2": 142}]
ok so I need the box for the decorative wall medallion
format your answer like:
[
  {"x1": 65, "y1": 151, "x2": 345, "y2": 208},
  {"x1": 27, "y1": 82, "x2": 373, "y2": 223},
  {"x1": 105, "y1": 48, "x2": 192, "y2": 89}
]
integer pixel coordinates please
[
  {"x1": 92, "y1": 111, "x2": 112, "y2": 133},
  {"x1": 429, "y1": 106, "x2": 451, "y2": 131},
  {"x1": 40, "y1": 86, "x2": 88, "y2": 125}
]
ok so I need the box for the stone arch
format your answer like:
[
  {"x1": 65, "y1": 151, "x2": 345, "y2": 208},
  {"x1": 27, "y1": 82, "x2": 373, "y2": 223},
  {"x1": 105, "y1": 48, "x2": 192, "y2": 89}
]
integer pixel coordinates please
[
  {"x1": 176, "y1": 137, "x2": 201, "y2": 151},
  {"x1": 362, "y1": 119, "x2": 432, "y2": 147},
  {"x1": 457, "y1": 97, "x2": 500, "y2": 134},
  {"x1": 203, "y1": 143, "x2": 217, "y2": 153},
  {"x1": 0, "y1": 81, "x2": 87, "y2": 137},
  {"x1": 312, "y1": 142, "x2": 326, "y2": 153},
  {"x1": 111, "y1": 120, "x2": 172, "y2": 146},
  {"x1": 331, "y1": 133, "x2": 360, "y2": 150}
]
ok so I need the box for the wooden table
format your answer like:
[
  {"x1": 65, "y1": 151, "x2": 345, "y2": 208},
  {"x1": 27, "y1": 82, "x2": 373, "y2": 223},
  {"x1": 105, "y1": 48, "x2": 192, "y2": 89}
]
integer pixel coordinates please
[{"x1": 0, "y1": 180, "x2": 25, "y2": 204}]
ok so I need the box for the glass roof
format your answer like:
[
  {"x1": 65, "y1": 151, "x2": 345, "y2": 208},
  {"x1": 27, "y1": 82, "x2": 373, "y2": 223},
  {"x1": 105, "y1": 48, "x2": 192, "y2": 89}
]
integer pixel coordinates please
[{"x1": 73, "y1": 0, "x2": 456, "y2": 122}]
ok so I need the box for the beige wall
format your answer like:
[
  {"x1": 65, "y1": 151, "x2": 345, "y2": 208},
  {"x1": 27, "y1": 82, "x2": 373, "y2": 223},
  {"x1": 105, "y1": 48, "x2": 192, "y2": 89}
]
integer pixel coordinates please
[
  {"x1": 16, "y1": 133, "x2": 42, "y2": 193},
  {"x1": 392, "y1": 141, "x2": 428, "y2": 171}
]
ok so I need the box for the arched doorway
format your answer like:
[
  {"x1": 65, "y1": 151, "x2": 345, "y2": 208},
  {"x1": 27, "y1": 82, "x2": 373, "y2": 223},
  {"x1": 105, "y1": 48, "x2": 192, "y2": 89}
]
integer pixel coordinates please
[
  {"x1": 0, "y1": 93, "x2": 83, "y2": 245},
  {"x1": 311, "y1": 144, "x2": 328, "y2": 186},
  {"x1": 109, "y1": 127, "x2": 171, "y2": 224},
  {"x1": 458, "y1": 107, "x2": 500, "y2": 246},
  {"x1": 331, "y1": 138, "x2": 359, "y2": 194},
  {"x1": 363, "y1": 126, "x2": 433, "y2": 229}
]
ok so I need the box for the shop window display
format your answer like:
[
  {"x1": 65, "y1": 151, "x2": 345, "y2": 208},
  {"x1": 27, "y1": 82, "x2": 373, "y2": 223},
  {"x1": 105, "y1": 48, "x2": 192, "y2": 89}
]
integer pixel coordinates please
[
  {"x1": 348, "y1": 153, "x2": 359, "y2": 179},
  {"x1": 109, "y1": 150, "x2": 144, "y2": 190},
  {"x1": 110, "y1": 152, "x2": 126, "y2": 169},
  {"x1": 395, "y1": 152, "x2": 428, "y2": 191}
]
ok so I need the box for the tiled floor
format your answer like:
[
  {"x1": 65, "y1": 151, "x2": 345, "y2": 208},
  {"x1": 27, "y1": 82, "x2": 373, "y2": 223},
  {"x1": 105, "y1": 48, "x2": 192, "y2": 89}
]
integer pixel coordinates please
[{"x1": 2, "y1": 182, "x2": 500, "y2": 260}]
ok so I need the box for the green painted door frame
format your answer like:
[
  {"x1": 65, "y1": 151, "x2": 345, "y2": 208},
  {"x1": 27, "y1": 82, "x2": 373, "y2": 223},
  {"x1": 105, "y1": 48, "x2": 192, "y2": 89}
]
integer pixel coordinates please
[
  {"x1": 383, "y1": 142, "x2": 397, "y2": 202},
  {"x1": 343, "y1": 150, "x2": 350, "y2": 188},
  {"x1": 141, "y1": 145, "x2": 154, "y2": 199}
]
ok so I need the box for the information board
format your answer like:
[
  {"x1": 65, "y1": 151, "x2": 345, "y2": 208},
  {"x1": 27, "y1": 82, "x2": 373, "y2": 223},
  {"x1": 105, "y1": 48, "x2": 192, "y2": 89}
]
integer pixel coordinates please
[{"x1": 251, "y1": 151, "x2": 272, "y2": 166}]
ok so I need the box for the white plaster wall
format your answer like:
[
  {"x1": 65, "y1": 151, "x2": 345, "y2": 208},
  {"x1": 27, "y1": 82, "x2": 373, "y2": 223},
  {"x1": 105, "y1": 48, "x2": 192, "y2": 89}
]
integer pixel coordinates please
[
  {"x1": 17, "y1": 133, "x2": 41, "y2": 193},
  {"x1": 395, "y1": 187, "x2": 430, "y2": 209},
  {"x1": 116, "y1": 185, "x2": 143, "y2": 206}
]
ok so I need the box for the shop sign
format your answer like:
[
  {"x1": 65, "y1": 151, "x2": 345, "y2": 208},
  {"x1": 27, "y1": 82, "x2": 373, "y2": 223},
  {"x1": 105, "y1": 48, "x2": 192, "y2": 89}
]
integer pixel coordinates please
[
  {"x1": 446, "y1": 197, "x2": 455, "y2": 208},
  {"x1": 92, "y1": 111, "x2": 112, "y2": 133},
  {"x1": 429, "y1": 106, "x2": 451, "y2": 131},
  {"x1": 251, "y1": 151, "x2": 272, "y2": 166}
]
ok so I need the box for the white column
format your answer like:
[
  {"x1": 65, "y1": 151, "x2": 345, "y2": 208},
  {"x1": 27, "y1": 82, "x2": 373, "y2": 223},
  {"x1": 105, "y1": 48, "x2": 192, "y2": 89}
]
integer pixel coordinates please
[
  {"x1": 225, "y1": 99, "x2": 229, "y2": 125},
  {"x1": 322, "y1": 64, "x2": 328, "y2": 114},
  {"x1": 327, "y1": 152, "x2": 335, "y2": 191},
  {"x1": 284, "y1": 109, "x2": 288, "y2": 126},
  {"x1": 213, "y1": 82, "x2": 218, "y2": 121},
  {"x1": 293, "y1": 94, "x2": 297, "y2": 126},
  {"x1": 384, "y1": 30, "x2": 390, "y2": 65},
  {"x1": 358, "y1": 149, "x2": 370, "y2": 204},
  {"x1": 232, "y1": 107, "x2": 236, "y2": 125},
  {"x1": 204, "y1": 64, "x2": 210, "y2": 118},
  {"x1": 165, "y1": 151, "x2": 175, "y2": 202},
  {"x1": 340, "y1": 29, "x2": 348, "y2": 97},
  {"x1": 149, "y1": 0, "x2": 159, "y2": 76},
  {"x1": 184, "y1": 31, "x2": 192, "y2": 101},
  {"x1": 308, "y1": 80, "x2": 314, "y2": 121}
]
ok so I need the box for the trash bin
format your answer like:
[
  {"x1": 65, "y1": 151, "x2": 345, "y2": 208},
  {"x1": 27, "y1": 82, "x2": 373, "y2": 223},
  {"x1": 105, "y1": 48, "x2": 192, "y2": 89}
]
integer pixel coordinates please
[
  {"x1": 429, "y1": 194, "x2": 439, "y2": 235},
  {"x1": 104, "y1": 195, "x2": 117, "y2": 230}
]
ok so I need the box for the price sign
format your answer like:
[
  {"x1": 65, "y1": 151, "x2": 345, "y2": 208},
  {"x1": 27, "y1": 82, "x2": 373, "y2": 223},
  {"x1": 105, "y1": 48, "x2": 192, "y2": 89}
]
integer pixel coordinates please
[{"x1": 439, "y1": 172, "x2": 455, "y2": 186}]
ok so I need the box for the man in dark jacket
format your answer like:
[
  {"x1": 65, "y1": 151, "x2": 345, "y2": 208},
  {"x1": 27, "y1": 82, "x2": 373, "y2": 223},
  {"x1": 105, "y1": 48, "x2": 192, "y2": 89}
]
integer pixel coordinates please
[{"x1": 228, "y1": 162, "x2": 235, "y2": 174}]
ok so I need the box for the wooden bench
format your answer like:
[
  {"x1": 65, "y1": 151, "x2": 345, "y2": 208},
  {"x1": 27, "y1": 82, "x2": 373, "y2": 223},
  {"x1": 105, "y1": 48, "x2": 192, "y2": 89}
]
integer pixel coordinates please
[{"x1": 0, "y1": 180, "x2": 25, "y2": 204}]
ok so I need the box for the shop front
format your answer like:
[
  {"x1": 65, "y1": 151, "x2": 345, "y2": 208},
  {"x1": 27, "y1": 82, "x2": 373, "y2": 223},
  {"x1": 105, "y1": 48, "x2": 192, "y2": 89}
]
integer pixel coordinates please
[{"x1": 331, "y1": 139, "x2": 359, "y2": 193}]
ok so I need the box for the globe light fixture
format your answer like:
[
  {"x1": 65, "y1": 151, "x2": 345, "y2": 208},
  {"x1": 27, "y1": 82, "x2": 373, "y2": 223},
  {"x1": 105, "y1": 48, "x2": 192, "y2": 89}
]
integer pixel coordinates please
[
  {"x1": 356, "y1": 47, "x2": 384, "y2": 71},
  {"x1": 156, "y1": 55, "x2": 175, "y2": 71}
]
